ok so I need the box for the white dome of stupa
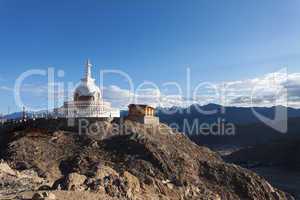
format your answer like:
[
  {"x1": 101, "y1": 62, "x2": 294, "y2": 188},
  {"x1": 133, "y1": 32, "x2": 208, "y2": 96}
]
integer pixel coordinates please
[
  {"x1": 73, "y1": 60, "x2": 101, "y2": 102},
  {"x1": 58, "y1": 59, "x2": 120, "y2": 118}
]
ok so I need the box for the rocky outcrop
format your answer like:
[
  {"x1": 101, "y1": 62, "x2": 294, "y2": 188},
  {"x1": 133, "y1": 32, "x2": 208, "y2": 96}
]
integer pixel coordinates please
[
  {"x1": 0, "y1": 120, "x2": 295, "y2": 200},
  {"x1": 0, "y1": 160, "x2": 47, "y2": 198},
  {"x1": 64, "y1": 172, "x2": 87, "y2": 191},
  {"x1": 123, "y1": 171, "x2": 140, "y2": 199}
]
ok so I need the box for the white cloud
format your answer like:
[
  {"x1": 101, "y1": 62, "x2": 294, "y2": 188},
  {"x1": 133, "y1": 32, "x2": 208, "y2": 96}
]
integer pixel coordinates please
[
  {"x1": 220, "y1": 70, "x2": 300, "y2": 107},
  {"x1": 0, "y1": 83, "x2": 66, "y2": 105},
  {"x1": 102, "y1": 85, "x2": 134, "y2": 109},
  {"x1": 102, "y1": 85, "x2": 186, "y2": 108},
  {"x1": 89, "y1": 70, "x2": 300, "y2": 109},
  {"x1": 2, "y1": 69, "x2": 300, "y2": 109},
  {"x1": 0, "y1": 84, "x2": 48, "y2": 95},
  {"x1": 0, "y1": 86, "x2": 13, "y2": 91}
]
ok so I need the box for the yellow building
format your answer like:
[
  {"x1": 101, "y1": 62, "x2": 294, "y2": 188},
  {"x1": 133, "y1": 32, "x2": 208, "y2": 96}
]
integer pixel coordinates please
[
  {"x1": 127, "y1": 104, "x2": 159, "y2": 126},
  {"x1": 128, "y1": 104, "x2": 155, "y2": 117}
]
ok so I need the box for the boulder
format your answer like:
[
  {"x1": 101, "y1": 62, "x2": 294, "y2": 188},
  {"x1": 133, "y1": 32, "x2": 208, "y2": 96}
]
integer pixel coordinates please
[
  {"x1": 32, "y1": 192, "x2": 44, "y2": 200},
  {"x1": 85, "y1": 178, "x2": 105, "y2": 193},
  {"x1": 103, "y1": 175, "x2": 126, "y2": 198},
  {"x1": 38, "y1": 185, "x2": 52, "y2": 191},
  {"x1": 64, "y1": 173, "x2": 87, "y2": 191},
  {"x1": 32, "y1": 192, "x2": 56, "y2": 200},
  {"x1": 0, "y1": 160, "x2": 46, "y2": 196},
  {"x1": 47, "y1": 192, "x2": 56, "y2": 200},
  {"x1": 123, "y1": 171, "x2": 140, "y2": 199},
  {"x1": 123, "y1": 171, "x2": 140, "y2": 192},
  {"x1": 0, "y1": 160, "x2": 17, "y2": 176},
  {"x1": 95, "y1": 166, "x2": 119, "y2": 180}
]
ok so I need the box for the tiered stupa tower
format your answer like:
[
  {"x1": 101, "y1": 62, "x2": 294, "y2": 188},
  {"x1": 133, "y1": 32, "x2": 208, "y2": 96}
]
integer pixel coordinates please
[{"x1": 60, "y1": 60, "x2": 120, "y2": 118}]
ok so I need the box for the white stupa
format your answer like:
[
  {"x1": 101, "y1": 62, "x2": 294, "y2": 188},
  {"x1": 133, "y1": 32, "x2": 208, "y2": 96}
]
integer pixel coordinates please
[{"x1": 61, "y1": 60, "x2": 120, "y2": 118}]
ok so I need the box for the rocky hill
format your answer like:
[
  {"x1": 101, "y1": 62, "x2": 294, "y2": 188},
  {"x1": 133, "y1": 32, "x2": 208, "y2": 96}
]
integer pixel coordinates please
[{"x1": 0, "y1": 119, "x2": 295, "y2": 200}]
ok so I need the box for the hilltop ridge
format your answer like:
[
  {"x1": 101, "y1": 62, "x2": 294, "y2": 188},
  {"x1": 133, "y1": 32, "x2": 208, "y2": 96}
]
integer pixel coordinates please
[{"x1": 0, "y1": 119, "x2": 294, "y2": 199}]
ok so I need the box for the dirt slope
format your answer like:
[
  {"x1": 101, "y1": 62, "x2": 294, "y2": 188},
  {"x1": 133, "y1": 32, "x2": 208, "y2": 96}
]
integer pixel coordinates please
[{"x1": 0, "y1": 120, "x2": 294, "y2": 200}]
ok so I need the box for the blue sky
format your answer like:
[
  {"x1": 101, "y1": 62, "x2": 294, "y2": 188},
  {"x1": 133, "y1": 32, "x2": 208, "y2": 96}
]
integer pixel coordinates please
[{"x1": 1, "y1": 0, "x2": 300, "y2": 113}]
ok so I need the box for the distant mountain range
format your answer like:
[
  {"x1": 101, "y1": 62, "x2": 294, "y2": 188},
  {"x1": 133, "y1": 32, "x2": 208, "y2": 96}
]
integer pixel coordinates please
[
  {"x1": 2, "y1": 110, "x2": 51, "y2": 120},
  {"x1": 4, "y1": 103, "x2": 300, "y2": 124},
  {"x1": 157, "y1": 103, "x2": 300, "y2": 126},
  {"x1": 156, "y1": 104, "x2": 300, "y2": 147}
]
